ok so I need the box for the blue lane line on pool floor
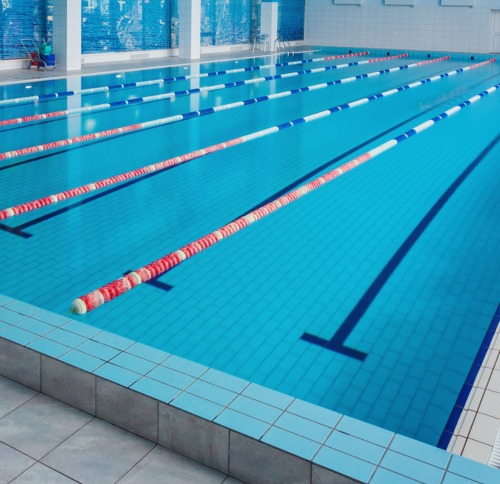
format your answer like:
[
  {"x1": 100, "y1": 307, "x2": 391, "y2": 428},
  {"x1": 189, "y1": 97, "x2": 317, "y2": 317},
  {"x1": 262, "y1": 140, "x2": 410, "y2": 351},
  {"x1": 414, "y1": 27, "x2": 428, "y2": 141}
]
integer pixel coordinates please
[
  {"x1": 301, "y1": 132, "x2": 500, "y2": 361},
  {"x1": 438, "y1": 299, "x2": 500, "y2": 449},
  {"x1": 0, "y1": 101, "x2": 445, "y2": 240},
  {"x1": 123, "y1": 271, "x2": 174, "y2": 292}
]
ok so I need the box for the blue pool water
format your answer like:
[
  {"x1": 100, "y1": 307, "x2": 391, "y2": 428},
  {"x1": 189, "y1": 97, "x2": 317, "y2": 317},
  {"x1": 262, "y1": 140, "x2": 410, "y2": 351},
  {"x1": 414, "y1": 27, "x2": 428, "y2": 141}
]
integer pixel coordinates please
[{"x1": 1, "y1": 48, "x2": 499, "y2": 446}]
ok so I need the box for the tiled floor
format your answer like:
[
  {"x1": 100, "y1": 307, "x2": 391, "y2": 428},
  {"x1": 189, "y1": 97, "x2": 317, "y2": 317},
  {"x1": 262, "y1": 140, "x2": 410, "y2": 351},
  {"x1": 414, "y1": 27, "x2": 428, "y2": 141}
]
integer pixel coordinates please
[{"x1": 0, "y1": 375, "x2": 241, "y2": 484}]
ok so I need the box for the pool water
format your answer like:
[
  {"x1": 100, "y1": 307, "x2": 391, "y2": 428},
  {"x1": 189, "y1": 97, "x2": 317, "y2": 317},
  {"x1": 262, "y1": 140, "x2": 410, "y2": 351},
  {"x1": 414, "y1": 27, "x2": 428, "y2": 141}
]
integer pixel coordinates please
[{"x1": 1, "y1": 48, "x2": 499, "y2": 446}]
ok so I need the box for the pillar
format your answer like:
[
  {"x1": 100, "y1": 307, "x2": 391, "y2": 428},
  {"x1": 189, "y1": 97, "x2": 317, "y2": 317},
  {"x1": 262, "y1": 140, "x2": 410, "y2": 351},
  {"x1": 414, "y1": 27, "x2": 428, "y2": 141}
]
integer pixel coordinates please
[
  {"x1": 51, "y1": 0, "x2": 81, "y2": 71},
  {"x1": 179, "y1": 0, "x2": 201, "y2": 59},
  {"x1": 261, "y1": 1, "x2": 279, "y2": 52}
]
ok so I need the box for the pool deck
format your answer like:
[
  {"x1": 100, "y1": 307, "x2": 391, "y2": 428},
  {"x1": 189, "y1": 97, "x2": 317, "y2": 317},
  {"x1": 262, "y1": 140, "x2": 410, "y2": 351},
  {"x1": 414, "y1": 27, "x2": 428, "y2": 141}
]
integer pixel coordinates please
[
  {"x1": 0, "y1": 374, "x2": 241, "y2": 484},
  {"x1": 1, "y1": 50, "x2": 500, "y2": 483}
]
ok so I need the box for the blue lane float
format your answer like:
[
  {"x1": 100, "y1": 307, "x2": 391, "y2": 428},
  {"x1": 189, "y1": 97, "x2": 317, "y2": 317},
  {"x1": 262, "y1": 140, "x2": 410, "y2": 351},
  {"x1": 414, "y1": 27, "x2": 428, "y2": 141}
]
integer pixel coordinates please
[
  {"x1": 0, "y1": 51, "x2": 370, "y2": 108},
  {"x1": 1, "y1": 54, "x2": 444, "y2": 128},
  {"x1": 1, "y1": 57, "x2": 494, "y2": 162}
]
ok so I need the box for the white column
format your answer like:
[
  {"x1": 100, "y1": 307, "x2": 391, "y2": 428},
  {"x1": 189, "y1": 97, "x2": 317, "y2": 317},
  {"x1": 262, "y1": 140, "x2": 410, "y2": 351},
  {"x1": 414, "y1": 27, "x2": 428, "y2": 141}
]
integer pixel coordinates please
[
  {"x1": 179, "y1": 0, "x2": 201, "y2": 59},
  {"x1": 261, "y1": 1, "x2": 279, "y2": 52},
  {"x1": 51, "y1": 0, "x2": 81, "y2": 71}
]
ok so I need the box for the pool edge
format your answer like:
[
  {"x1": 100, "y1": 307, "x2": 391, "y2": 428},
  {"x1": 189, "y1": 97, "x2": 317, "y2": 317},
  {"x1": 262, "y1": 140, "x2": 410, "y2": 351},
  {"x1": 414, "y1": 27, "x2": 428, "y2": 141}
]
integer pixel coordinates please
[{"x1": 0, "y1": 294, "x2": 499, "y2": 483}]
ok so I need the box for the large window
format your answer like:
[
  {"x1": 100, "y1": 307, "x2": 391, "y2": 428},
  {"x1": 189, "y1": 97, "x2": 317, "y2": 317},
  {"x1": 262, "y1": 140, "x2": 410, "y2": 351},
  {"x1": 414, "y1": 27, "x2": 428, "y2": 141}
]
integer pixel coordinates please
[
  {"x1": 201, "y1": 0, "x2": 254, "y2": 47},
  {"x1": 82, "y1": 0, "x2": 178, "y2": 54},
  {"x1": 0, "y1": 0, "x2": 52, "y2": 60},
  {"x1": 278, "y1": 0, "x2": 304, "y2": 41}
]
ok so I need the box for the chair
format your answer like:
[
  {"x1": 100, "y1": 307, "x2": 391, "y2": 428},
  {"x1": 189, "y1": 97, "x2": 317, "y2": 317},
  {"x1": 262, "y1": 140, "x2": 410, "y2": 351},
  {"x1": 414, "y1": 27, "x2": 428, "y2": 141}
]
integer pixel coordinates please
[{"x1": 253, "y1": 33, "x2": 269, "y2": 52}]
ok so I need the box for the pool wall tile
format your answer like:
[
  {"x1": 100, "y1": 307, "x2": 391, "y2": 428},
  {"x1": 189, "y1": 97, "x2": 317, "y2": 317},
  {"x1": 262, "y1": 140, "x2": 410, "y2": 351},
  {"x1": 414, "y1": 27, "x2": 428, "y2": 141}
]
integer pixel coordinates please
[
  {"x1": 274, "y1": 411, "x2": 332, "y2": 443},
  {"x1": 261, "y1": 426, "x2": 321, "y2": 460},
  {"x1": 59, "y1": 349, "x2": 104, "y2": 373},
  {"x1": 161, "y1": 354, "x2": 208, "y2": 377},
  {"x1": 159, "y1": 403, "x2": 229, "y2": 473},
  {"x1": 313, "y1": 446, "x2": 376, "y2": 483},
  {"x1": 94, "y1": 362, "x2": 141, "y2": 387},
  {"x1": 28, "y1": 338, "x2": 70, "y2": 359},
  {"x1": 76, "y1": 339, "x2": 121, "y2": 361},
  {"x1": 185, "y1": 380, "x2": 237, "y2": 407},
  {"x1": 229, "y1": 431, "x2": 310, "y2": 484},
  {"x1": 312, "y1": 463, "x2": 355, "y2": 484},
  {"x1": 125, "y1": 342, "x2": 170, "y2": 364},
  {"x1": 130, "y1": 377, "x2": 180, "y2": 404},
  {"x1": 96, "y1": 378, "x2": 158, "y2": 443},
  {"x1": 91, "y1": 330, "x2": 135, "y2": 351},
  {"x1": 214, "y1": 408, "x2": 271, "y2": 439},
  {"x1": 200, "y1": 368, "x2": 249, "y2": 393},
  {"x1": 242, "y1": 382, "x2": 294, "y2": 409},
  {"x1": 286, "y1": 398, "x2": 343, "y2": 428},
  {"x1": 0, "y1": 326, "x2": 38, "y2": 345},
  {"x1": 170, "y1": 392, "x2": 224, "y2": 421},
  {"x1": 41, "y1": 356, "x2": 96, "y2": 415},
  {"x1": 390, "y1": 433, "x2": 451, "y2": 468},
  {"x1": 0, "y1": 338, "x2": 40, "y2": 391}
]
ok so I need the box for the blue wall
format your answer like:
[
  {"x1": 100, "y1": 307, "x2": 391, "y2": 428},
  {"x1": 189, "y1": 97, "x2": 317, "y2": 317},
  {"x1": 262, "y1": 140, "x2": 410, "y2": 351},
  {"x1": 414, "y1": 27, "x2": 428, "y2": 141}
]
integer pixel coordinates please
[{"x1": 0, "y1": 0, "x2": 305, "y2": 60}]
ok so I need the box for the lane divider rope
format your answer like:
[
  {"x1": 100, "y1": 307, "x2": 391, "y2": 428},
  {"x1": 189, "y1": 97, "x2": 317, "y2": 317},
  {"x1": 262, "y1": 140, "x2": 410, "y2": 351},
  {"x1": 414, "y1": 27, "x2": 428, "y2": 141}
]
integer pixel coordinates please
[
  {"x1": 0, "y1": 54, "x2": 406, "y2": 132},
  {"x1": 0, "y1": 57, "x2": 494, "y2": 221},
  {"x1": 0, "y1": 54, "x2": 421, "y2": 160},
  {"x1": 70, "y1": 81, "x2": 500, "y2": 314},
  {"x1": 0, "y1": 51, "x2": 369, "y2": 108},
  {"x1": 0, "y1": 54, "x2": 402, "y2": 128}
]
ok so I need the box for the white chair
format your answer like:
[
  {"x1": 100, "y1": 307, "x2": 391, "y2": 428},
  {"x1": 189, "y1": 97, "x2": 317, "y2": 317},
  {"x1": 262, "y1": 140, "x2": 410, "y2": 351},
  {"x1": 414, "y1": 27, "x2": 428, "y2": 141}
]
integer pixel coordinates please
[{"x1": 253, "y1": 34, "x2": 269, "y2": 52}]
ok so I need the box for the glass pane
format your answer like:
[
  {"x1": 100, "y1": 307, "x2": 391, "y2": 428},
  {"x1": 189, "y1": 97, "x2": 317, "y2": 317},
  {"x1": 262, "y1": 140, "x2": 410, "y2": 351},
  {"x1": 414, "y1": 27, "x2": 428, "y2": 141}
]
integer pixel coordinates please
[{"x1": 278, "y1": 0, "x2": 304, "y2": 41}]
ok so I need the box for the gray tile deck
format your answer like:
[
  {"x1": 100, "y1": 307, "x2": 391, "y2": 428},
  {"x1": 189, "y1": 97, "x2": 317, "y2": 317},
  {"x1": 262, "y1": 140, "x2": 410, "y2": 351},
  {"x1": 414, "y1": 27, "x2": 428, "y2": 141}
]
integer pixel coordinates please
[{"x1": 0, "y1": 375, "x2": 239, "y2": 484}]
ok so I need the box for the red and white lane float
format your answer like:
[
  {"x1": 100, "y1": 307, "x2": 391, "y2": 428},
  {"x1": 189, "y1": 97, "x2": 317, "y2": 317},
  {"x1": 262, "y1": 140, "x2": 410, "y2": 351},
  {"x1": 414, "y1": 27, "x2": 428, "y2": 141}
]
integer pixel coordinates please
[
  {"x1": 3, "y1": 54, "x2": 458, "y2": 128},
  {"x1": 70, "y1": 81, "x2": 500, "y2": 314},
  {"x1": 0, "y1": 57, "x2": 495, "y2": 222},
  {"x1": 0, "y1": 54, "x2": 406, "y2": 130},
  {"x1": 0, "y1": 51, "x2": 370, "y2": 109}
]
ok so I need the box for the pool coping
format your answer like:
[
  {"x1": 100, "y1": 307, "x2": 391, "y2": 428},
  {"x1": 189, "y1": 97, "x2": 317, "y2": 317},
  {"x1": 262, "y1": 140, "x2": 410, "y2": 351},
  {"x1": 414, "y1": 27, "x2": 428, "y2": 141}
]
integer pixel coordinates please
[{"x1": 1, "y1": 294, "x2": 499, "y2": 483}]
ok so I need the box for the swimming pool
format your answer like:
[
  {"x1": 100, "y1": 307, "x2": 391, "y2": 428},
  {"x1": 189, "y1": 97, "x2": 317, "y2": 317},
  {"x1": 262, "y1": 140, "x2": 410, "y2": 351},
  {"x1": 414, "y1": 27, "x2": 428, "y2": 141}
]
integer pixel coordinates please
[{"x1": 1, "y1": 48, "x2": 499, "y2": 447}]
